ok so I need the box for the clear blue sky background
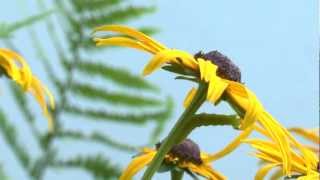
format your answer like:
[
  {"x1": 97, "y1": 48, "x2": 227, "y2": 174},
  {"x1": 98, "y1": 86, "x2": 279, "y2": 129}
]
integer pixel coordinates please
[{"x1": 0, "y1": 0, "x2": 318, "y2": 179}]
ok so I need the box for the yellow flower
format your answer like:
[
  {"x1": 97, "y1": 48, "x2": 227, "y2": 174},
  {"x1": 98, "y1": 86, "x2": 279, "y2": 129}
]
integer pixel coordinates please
[
  {"x1": 120, "y1": 139, "x2": 226, "y2": 180},
  {"x1": 244, "y1": 125, "x2": 319, "y2": 180},
  {"x1": 0, "y1": 48, "x2": 55, "y2": 130},
  {"x1": 92, "y1": 25, "x2": 308, "y2": 176}
]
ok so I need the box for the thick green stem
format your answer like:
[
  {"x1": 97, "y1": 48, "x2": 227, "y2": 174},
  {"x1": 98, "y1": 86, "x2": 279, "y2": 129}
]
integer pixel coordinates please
[
  {"x1": 142, "y1": 83, "x2": 207, "y2": 180},
  {"x1": 170, "y1": 170, "x2": 184, "y2": 180}
]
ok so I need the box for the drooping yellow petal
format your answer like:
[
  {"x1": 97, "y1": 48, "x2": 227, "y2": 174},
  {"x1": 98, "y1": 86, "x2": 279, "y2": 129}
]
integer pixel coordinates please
[
  {"x1": 120, "y1": 150, "x2": 156, "y2": 180},
  {"x1": 245, "y1": 137, "x2": 317, "y2": 177},
  {"x1": 0, "y1": 49, "x2": 55, "y2": 131},
  {"x1": 93, "y1": 24, "x2": 167, "y2": 53},
  {"x1": 254, "y1": 124, "x2": 318, "y2": 176},
  {"x1": 94, "y1": 37, "x2": 157, "y2": 54},
  {"x1": 0, "y1": 48, "x2": 33, "y2": 90},
  {"x1": 0, "y1": 50, "x2": 24, "y2": 86},
  {"x1": 257, "y1": 112, "x2": 291, "y2": 176},
  {"x1": 187, "y1": 163, "x2": 226, "y2": 180},
  {"x1": 198, "y1": 59, "x2": 229, "y2": 104},
  {"x1": 29, "y1": 77, "x2": 55, "y2": 131},
  {"x1": 239, "y1": 88, "x2": 262, "y2": 130},
  {"x1": 255, "y1": 163, "x2": 280, "y2": 180},
  {"x1": 289, "y1": 127, "x2": 320, "y2": 144},
  {"x1": 183, "y1": 87, "x2": 197, "y2": 108},
  {"x1": 206, "y1": 125, "x2": 254, "y2": 162},
  {"x1": 142, "y1": 49, "x2": 198, "y2": 76},
  {"x1": 283, "y1": 127, "x2": 317, "y2": 174}
]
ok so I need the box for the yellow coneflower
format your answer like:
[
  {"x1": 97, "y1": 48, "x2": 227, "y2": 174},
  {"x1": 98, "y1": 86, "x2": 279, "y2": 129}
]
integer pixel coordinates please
[
  {"x1": 120, "y1": 139, "x2": 225, "y2": 180},
  {"x1": 244, "y1": 125, "x2": 319, "y2": 180},
  {"x1": 92, "y1": 25, "x2": 306, "y2": 176},
  {"x1": 0, "y1": 48, "x2": 55, "y2": 130}
]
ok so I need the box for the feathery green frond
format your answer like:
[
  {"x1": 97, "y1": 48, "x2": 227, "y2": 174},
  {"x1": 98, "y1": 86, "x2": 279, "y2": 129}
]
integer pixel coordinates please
[
  {"x1": 0, "y1": 108, "x2": 30, "y2": 168},
  {"x1": 73, "y1": 61, "x2": 158, "y2": 91},
  {"x1": 10, "y1": 84, "x2": 35, "y2": 123},
  {"x1": 138, "y1": 26, "x2": 160, "y2": 36},
  {"x1": 70, "y1": 82, "x2": 162, "y2": 107},
  {"x1": 51, "y1": 155, "x2": 121, "y2": 179},
  {"x1": 64, "y1": 104, "x2": 170, "y2": 124},
  {"x1": 0, "y1": 164, "x2": 8, "y2": 180},
  {"x1": 0, "y1": 9, "x2": 54, "y2": 38},
  {"x1": 71, "y1": 0, "x2": 122, "y2": 13},
  {"x1": 0, "y1": 0, "x2": 170, "y2": 179},
  {"x1": 81, "y1": 6, "x2": 155, "y2": 28},
  {"x1": 56, "y1": 130, "x2": 138, "y2": 152}
]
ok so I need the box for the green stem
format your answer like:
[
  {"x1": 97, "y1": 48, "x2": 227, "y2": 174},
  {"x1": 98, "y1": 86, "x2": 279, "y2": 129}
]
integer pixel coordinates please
[
  {"x1": 142, "y1": 83, "x2": 207, "y2": 180},
  {"x1": 170, "y1": 170, "x2": 184, "y2": 180},
  {"x1": 175, "y1": 113, "x2": 239, "y2": 145}
]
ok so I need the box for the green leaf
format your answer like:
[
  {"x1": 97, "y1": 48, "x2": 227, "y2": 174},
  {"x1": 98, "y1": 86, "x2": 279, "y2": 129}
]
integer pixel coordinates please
[
  {"x1": 51, "y1": 155, "x2": 121, "y2": 179},
  {"x1": 63, "y1": 104, "x2": 170, "y2": 124},
  {"x1": 56, "y1": 130, "x2": 137, "y2": 152},
  {"x1": 81, "y1": 6, "x2": 155, "y2": 28},
  {"x1": 0, "y1": 108, "x2": 30, "y2": 168},
  {"x1": 162, "y1": 63, "x2": 197, "y2": 77},
  {"x1": 72, "y1": 61, "x2": 158, "y2": 91},
  {"x1": 190, "y1": 113, "x2": 240, "y2": 128},
  {"x1": 10, "y1": 83, "x2": 35, "y2": 123},
  {"x1": 0, "y1": 164, "x2": 8, "y2": 180},
  {"x1": 70, "y1": 82, "x2": 162, "y2": 107},
  {"x1": 71, "y1": 0, "x2": 122, "y2": 13},
  {"x1": 176, "y1": 113, "x2": 240, "y2": 143},
  {"x1": 138, "y1": 26, "x2": 160, "y2": 36},
  {"x1": 0, "y1": 9, "x2": 55, "y2": 38}
]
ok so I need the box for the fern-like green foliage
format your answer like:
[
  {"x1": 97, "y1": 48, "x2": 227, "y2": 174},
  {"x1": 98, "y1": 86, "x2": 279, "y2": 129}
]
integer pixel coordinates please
[
  {"x1": 0, "y1": 164, "x2": 8, "y2": 180},
  {"x1": 0, "y1": 108, "x2": 30, "y2": 168},
  {"x1": 0, "y1": 9, "x2": 54, "y2": 38},
  {"x1": 51, "y1": 155, "x2": 121, "y2": 180},
  {"x1": 71, "y1": 61, "x2": 158, "y2": 91},
  {"x1": 0, "y1": 0, "x2": 172, "y2": 180}
]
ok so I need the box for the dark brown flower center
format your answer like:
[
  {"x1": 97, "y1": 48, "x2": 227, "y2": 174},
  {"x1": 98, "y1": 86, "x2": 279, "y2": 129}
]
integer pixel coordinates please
[
  {"x1": 194, "y1": 50, "x2": 241, "y2": 82},
  {"x1": 156, "y1": 139, "x2": 202, "y2": 165}
]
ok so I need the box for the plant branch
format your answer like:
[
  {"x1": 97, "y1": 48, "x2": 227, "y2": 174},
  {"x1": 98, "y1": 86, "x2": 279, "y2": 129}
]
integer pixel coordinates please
[{"x1": 142, "y1": 83, "x2": 207, "y2": 180}]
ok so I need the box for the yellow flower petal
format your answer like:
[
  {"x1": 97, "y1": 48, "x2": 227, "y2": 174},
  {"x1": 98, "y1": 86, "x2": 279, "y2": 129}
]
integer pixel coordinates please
[
  {"x1": 120, "y1": 150, "x2": 156, "y2": 180},
  {"x1": 183, "y1": 87, "x2": 197, "y2": 108},
  {"x1": 289, "y1": 127, "x2": 320, "y2": 144},
  {"x1": 197, "y1": 59, "x2": 229, "y2": 104},
  {"x1": 239, "y1": 88, "x2": 262, "y2": 130},
  {"x1": 142, "y1": 49, "x2": 198, "y2": 76},
  {"x1": 94, "y1": 37, "x2": 157, "y2": 54},
  {"x1": 0, "y1": 48, "x2": 32, "y2": 90},
  {"x1": 245, "y1": 137, "x2": 316, "y2": 176},
  {"x1": 255, "y1": 163, "x2": 280, "y2": 180},
  {"x1": 93, "y1": 24, "x2": 167, "y2": 53},
  {"x1": 0, "y1": 49, "x2": 55, "y2": 131},
  {"x1": 258, "y1": 112, "x2": 291, "y2": 176},
  {"x1": 206, "y1": 125, "x2": 254, "y2": 162},
  {"x1": 297, "y1": 173, "x2": 320, "y2": 180},
  {"x1": 0, "y1": 50, "x2": 23, "y2": 85},
  {"x1": 187, "y1": 163, "x2": 226, "y2": 180}
]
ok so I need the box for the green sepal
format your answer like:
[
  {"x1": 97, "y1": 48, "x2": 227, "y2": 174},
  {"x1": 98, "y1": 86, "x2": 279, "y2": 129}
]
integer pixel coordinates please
[{"x1": 162, "y1": 63, "x2": 197, "y2": 77}]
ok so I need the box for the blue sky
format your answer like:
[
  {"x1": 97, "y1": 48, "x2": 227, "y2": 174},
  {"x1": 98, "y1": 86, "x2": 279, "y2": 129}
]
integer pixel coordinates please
[{"x1": 0, "y1": 0, "x2": 319, "y2": 179}]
